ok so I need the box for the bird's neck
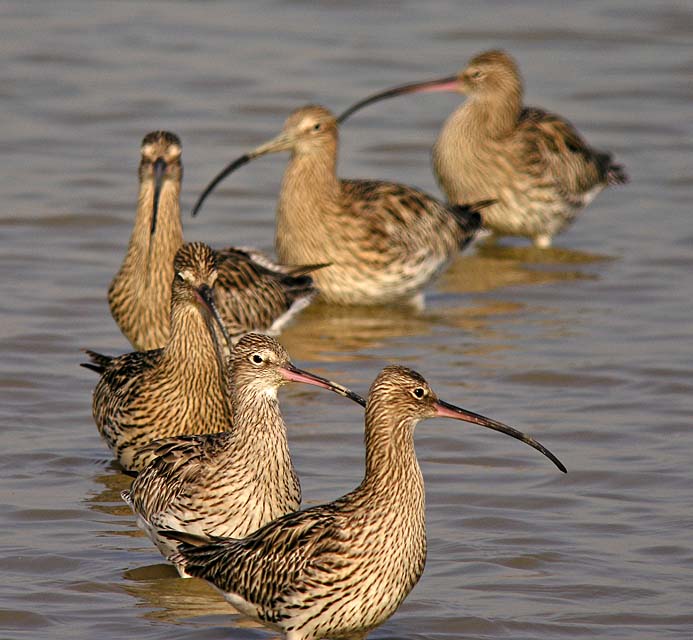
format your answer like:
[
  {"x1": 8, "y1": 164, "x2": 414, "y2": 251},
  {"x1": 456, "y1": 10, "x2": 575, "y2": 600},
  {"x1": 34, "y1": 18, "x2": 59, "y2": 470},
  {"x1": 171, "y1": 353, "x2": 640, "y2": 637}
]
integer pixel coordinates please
[
  {"x1": 275, "y1": 145, "x2": 341, "y2": 264},
  {"x1": 108, "y1": 178, "x2": 184, "y2": 350},
  {"x1": 163, "y1": 304, "x2": 227, "y2": 385},
  {"x1": 228, "y1": 383, "x2": 297, "y2": 489},
  {"x1": 125, "y1": 178, "x2": 184, "y2": 275},
  {"x1": 454, "y1": 88, "x2": 522, "y2": 141},
  {"x1": 360, "y1": 409, "x2": 425, "y2": 512},
  {"x1": 230, "y1": 384, "x2": 291, "y2": 457}
]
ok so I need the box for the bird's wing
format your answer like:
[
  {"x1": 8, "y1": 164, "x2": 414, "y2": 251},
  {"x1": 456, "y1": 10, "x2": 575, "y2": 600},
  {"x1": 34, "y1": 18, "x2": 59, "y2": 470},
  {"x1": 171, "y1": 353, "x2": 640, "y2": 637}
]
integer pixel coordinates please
[
  {"x1": 518, "y1": 106, "x2": 620, "y2": 197},
  {"x1": 129, "y1": 433, "x2": 231, "y2": 517},
  {"x1": 167, "y1": 505, "x2": 344, "y2": 610},
  {"x1": 91, "y1": 348, "x2": 163, "y2": 447},
  {"x1": 213, "y1": 247, "x2": 317, "y2": 336},
  {"x1": 232, "y1": 247, "x2": 328, "y2": 276},
  {"x1": 340, "y1": 179, "x2": 464, "y2": 259}
]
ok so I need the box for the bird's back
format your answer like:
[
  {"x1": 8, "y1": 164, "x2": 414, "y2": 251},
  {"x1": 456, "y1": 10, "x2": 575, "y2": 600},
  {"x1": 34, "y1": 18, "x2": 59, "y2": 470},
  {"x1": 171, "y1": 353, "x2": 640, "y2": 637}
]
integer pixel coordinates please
[
  {"x1": 517, "y1": 106, "x2": 628, "y2": 203},
  {"x1": 167, "y1": 483, "x2": 426, "y2": 638},
  {"x1": 89, "y1": 348, "x2": 163, "y2": 458},
  {"x1": 286, "y1": 178, "x2": 477, "y2": 304},
  {"x1": 214, "y1": 248, "x2": 318, "y2": 338}
]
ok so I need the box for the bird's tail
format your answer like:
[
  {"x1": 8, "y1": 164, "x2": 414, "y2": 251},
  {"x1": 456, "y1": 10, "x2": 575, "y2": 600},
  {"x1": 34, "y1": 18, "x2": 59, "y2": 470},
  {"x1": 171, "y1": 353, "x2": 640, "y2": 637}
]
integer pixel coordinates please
[
  {"x1": 450, "y1": 199, "x2": 495, "y2": 243},
  {"x1": 282, "y1": 262, "x2": 331, "y2": 277},
  {"x1": 160, "y1": 528, "x2": 223, "y2": 576},
  {"x1": 80, "y1": 349, "x2": 113, "y2": 374},
  {"x1": 161, "y1": 529, "x2": 211, "y2": 548},
  {"x1": 278, "y1": 264, "x2": 331, "y2": 301},
  {"x1": 607, "y1": 162, "x2": 629, "y2": 186}
]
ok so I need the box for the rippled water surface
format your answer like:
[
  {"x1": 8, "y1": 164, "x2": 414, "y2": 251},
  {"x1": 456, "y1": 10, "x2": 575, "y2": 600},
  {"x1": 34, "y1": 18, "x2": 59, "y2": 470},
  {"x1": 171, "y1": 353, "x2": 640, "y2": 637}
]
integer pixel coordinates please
[{"x1": 1, "y1": 2, "x2": 692, "y2": 639}]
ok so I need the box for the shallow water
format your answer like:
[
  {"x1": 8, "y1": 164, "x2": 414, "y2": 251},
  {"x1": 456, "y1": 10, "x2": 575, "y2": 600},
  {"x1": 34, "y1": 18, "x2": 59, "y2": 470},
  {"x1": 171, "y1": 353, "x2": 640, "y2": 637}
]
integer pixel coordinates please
[{"x1": 1, "y1": 1, "x2": 692, "y2": 639}]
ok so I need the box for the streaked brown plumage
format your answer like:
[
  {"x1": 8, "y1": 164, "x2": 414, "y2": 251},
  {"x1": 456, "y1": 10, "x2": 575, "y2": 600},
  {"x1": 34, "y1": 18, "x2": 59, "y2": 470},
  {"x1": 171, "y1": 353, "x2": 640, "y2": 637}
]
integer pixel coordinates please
[
  {"x1": 108, "y1": 130, "x2": 319, "y2": 352},
  {"x1": 85, "y1": 242, "x2": 232, "y2": 474},
  {"x1": 338, "y1": 49, "x2": 628, "y2": 248},
  {"x1": 163, "y1": 365, "x2": 566, "y2": 640},
  {"x1": 121, "y1": 333, "x2": 366, "y2": 577},
  {"x1": 191, "y1": 106, "x2": 487, "y2": 306}
]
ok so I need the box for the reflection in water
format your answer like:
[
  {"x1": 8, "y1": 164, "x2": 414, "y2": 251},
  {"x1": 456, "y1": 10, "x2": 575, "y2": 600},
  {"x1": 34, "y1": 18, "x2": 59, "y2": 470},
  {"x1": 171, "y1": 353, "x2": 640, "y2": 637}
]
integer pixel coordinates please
[
  {"x1": 279, "y1": 245, "x2": 607, "y2": 363},
  {"x1": 440, "y1": 245, "x2": 609, "y2": 295},
  {"x1": 87, "y1": 467, "x2": 132, "y2": 518},
  {"x1": 88, "y1": 465, "x2": 259, "y2": 626},
  {"x1": 475, "y1": 238, "x2": 614, "y2": 265},
  {"x1": 278, "y1": 302, "x2": 434, "y2": 360},
  {"x1": 121, "y1": 564, "x2": 247, "y2": 624}
]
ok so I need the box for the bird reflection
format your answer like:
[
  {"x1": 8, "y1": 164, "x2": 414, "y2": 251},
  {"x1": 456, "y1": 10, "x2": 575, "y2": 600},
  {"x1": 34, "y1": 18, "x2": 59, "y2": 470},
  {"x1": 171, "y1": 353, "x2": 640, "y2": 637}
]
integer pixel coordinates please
[
  {"x1": 440, "y1": 245, "x2": 609, "y2": 295},
  {"x1": 278, "y1": 243, "x2": 609, "y2": 363},
  {"x1": 121, "y1": 563, "x2": 247, "y2": 624},
  {"x1": 473, "y1": 240, "x2": 614, "y2": 265}
]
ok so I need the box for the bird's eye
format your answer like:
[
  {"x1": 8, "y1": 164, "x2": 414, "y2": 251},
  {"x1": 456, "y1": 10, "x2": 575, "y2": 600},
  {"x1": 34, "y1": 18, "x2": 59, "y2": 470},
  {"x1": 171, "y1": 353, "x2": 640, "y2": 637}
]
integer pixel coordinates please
[
  {"x1": 176, "y1": 271, "x2": 184, "y2": 281},
  {"x1": 471, "y1": 70, "x2": 483, "y2": 79},
  {"x1": 251, "y1": 354, "x2": 263, "y2": 364},
  {"x1": 412, "y1": 387, "x2": 425, "y2": 399},
  {"x1": 313, "y1": 123, "x2": 321, "y2": 131}
]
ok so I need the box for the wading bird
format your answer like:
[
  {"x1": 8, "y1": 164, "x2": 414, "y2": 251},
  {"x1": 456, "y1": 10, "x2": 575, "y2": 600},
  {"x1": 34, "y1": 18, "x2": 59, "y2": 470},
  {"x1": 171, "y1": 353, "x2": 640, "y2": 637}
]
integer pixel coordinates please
[
  {"x1": 108, "y1": 131, "x2": 319, "y2": 352},
  {"x1": 338, "y1": 49, "x2": 628, "y2": 248},
  {"x1": 122, "y1": 333, "x2": 365, "y2": 576},
  {"x1": 191, "y1": 106, "x2": 488, "y2": 306},
  {"x1": 164, "y1": 365, "x2": 566, "y2": 640}
]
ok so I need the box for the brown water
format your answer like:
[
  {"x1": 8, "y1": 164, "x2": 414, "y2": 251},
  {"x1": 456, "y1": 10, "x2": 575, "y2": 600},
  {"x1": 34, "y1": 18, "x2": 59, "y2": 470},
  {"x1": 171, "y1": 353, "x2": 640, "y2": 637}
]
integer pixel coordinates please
[{"x1": 1, "y1": 2, "x2": 692, "y2": 639}]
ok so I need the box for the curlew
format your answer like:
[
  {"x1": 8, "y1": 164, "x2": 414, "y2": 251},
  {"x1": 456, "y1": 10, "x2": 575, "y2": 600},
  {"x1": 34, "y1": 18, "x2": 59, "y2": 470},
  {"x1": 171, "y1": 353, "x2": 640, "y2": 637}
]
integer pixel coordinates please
[
  {"x1": 191, "y1": 106, "x2": 488, "y2": 306},
  {"x1": 163, "y1": 365, "x2": 566, "y2": 640},
  {"x1": 338, "y1": 49, "x2": 628, "y2": 248},
  {"x1": 83, "y1": 242, "x2": 233, "y2": 474},
  {"x1": 122, "y1": 333, "x2": 366, "y2": 577},
  {"x1": 108, "y1": 131, "x2": 319, "y2": 352}
]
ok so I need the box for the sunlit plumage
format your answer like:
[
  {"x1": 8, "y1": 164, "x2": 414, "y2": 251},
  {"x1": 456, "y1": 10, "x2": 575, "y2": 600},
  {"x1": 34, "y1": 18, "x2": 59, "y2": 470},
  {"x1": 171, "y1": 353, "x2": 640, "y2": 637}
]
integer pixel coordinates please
[
  {"x1": 84, "y1": 242, "x2": 231, "y2": 473},
  {"x1": 164, "y1": 365, "x2": 565, "y2": 639},
  {"x1": 121, "y1": 333, "x2": 365, "y2": 576},
  {"x1": 339, "y1": 49, "x2": 628, "y2": 248},
  {"x1": 108, "y1": 131, "x2": 319, "y2": 352},
  {"x1": 192, "y1": 107, "x2": 487, "y2": 306}
]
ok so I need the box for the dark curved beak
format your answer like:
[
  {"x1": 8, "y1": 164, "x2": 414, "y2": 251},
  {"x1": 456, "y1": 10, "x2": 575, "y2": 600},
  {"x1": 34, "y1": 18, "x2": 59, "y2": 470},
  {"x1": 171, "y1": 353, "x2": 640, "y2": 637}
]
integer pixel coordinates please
[
  {"x1": 151, "y1": 157, "x2": 167, "y2": 235},
  {"x1": 191, "y1": 154, "x2": 251, "y2": 218},
  {"x1": 434, "y1": 399, "x2": 567, "y2": 473},
  {"x1": 337, "y1": 75, "x2": 460, "y2": 124},
  {"x1": 195, "y1": 283, "x2": 232, "y2": 352},
  {"x1": 280, "y1": 363, "x2": 366, "y2": 407},
  {"x1": 191, "y1": 129, "x2": 296, "y2": 218}
]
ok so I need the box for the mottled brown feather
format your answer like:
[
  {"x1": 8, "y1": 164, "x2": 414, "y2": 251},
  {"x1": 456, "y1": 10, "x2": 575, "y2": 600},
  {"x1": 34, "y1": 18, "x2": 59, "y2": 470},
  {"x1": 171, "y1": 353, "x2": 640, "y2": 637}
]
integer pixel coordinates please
[
  {"x1": 108, "y1": 131, "x2": 318, "y2": 352},
  {"x1": 91, "y1": 242, "x2": 232, "y2": 473}
]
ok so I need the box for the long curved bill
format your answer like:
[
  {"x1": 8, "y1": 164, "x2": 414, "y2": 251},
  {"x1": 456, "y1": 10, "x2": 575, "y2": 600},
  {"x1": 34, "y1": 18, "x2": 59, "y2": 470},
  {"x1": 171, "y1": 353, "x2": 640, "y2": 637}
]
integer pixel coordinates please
[
  {"x1": 435, "y1": 399, "x2": 567, "y2": 473},
  {"x1": 195, "y1": 284, "x2": 233, "y2": 353},
  {"x1": 280, "y1": 363, "x2": 366, "y2": 407},
  {"x1": 191, "y1": 131, "x2": 295, "y2": 218},
  {"x1": 151, "y1": 157, "x2": 167, "y2": 235},
  {"x1": 337, "y1": 75, "x2": 460, "y2": 124}
]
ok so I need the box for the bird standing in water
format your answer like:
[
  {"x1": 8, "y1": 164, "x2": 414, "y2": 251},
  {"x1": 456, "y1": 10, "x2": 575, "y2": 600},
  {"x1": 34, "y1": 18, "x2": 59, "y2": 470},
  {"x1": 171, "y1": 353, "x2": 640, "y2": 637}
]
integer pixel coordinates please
[
  {"x1": 108, "y1": 131, "x2": 319, "y2": 352},
  {"x1": 338, "y1": 49, "x2": 628, "y2": 248},
  {"x1": 84, "y1": 242, "x2": 232, "y2": 474},
  {"x1": 191, "y1": 106, "x2": 487, "y2": 306},
  {"x1": 164, "y1": 365, "x2": 566, "y2": 640},
  {"x1": 122, "y1": 333, "x2": 366, "y2": 576}
]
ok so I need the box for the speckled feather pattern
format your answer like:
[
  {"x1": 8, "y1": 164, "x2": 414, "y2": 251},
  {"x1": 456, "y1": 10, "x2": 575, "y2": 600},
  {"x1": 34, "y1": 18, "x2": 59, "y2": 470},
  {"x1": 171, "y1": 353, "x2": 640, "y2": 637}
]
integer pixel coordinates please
[
  {"x1": 167, "y1": 366, "x2": 434, "y2": 640},
  {"x1": 91, "y1": 243, "x2": 232, "y2": 473},
  {"x1": 271, "y1": 106, "x2": 482, "y2": 305},
  {"x1": 108, "y1": 131, "x2": 318, "y2": 352},
  {"x1": 122, "y1": 335, "x2": 305, "y2": 574},
  {"x1": 432, "y1": 50, "x2": 628, "y2": 246}
]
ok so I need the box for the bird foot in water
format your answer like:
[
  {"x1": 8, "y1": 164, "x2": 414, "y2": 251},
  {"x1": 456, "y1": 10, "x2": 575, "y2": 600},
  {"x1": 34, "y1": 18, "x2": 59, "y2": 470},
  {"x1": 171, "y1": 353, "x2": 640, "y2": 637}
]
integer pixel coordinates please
[{"x1": 533, "y1": 234, "x2": 552, "y2": 249}]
